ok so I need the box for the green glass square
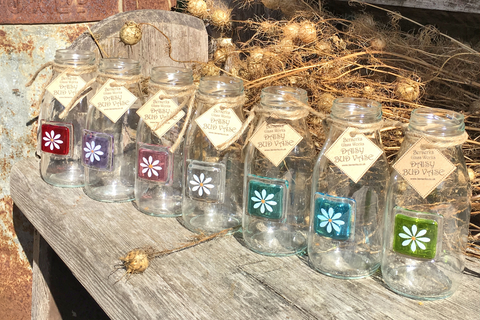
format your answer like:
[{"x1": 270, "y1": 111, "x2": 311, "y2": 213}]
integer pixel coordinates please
[
  {"x1": 248, "y1": 179, "x2": 284, "y2": 220},
  {"x1": 393, "y1": 213, "x2": 438, "y2": 259}
]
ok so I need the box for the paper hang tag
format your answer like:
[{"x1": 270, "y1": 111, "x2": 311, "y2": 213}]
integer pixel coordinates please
[
  {"x1": 325, "y1": 127, "x2": 384, "y2": 183},
  {"x1": 46, "y1": 72, "x2": 87, "y2": 107},
  {"x1": 392, "y1": 137, "x2": 456, "y2": 198},
  {"x1": 90, "y1": 79, "x2": 138, "y2": 123},
  {"x1": 195, "y1": 105, "x2": 243, "y2": 149},
  {"x1": 249, "y1": 122, "x2": 303, "y2": 167},
  {"x1": 137, "y1": 90, "x2": 185, "y2": 139}
]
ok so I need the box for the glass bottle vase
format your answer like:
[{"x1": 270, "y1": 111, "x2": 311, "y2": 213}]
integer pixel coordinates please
[
  {"x1": 381, "y1": 107, "x2": 470, "y2": 300},
  {"x1": 39, "y1": 49, "x2": 96, "y2": 187},
  {"x1": 83, "y1": 58, "x2": 144, "y2": 202},
  {"x1": 308, "y1": 98, "x2": 389, "y2": 278},
  {"x1": 243, "y1": 86, "x2": 315, "y2": 256},
  {"x1": 135, "y1": 66, "x2": 194, "y2": 217},
  {"x1": 182, "y1": 76, "x2": 245, "y2": 234}
]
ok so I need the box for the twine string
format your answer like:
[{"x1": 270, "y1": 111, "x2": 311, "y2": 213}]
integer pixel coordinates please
[
  {"x1": 149, "y1": 84, "x2": 196, "y2": 131},
  {"x1": 217, "y1": 94, "x2": 321, "y2": 151},
  {"x1": 59, "y1": 73, "x2": 144, "y2": 119},
  {"x1": 407, "y1": 129, "x2": 468, "y2": 149},
  {"x1": 326, "y1": 117, "x2": 405, "y2": 136},
  {"x1": 170, "y1": 93, "x2": 196, "y2": 154},
  {"x1": 195, "y1": 93, "x2": 246, "y2": 151},
  {"x1": 25, "y1": 61, "x2": 97, "y2": 118}
]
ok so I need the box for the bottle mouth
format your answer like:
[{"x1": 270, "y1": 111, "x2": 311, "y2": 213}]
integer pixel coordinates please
[
  {"x1": 409, "y1": 107, "x2": 465, "y2": 137},
  {"x1": 260, "y1": 86, "x2": 308, "y2": 110},
  {"x1": 54, "y1": 49, "x2": 95, "y2": 65},
  {"x1": 199, "y1": 76, "x2": 243, "y2": 97},
  {"x1": 151, "y1": 66, "x2": 193, "y2": 85},
  {"x1": 331, "y1": 97, "x2": 382, "y2": 123},
  {"x1": 99, "y1": 58, "x2": 141, "y2": 75}
]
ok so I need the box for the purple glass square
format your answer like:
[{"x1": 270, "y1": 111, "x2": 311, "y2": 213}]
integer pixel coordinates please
[
  {"x1": 138, "y1": 148, "x2": 169, "y2": 182},
  {"x1": 82, "y1": 130, "x2": 113, "y2": 171}
]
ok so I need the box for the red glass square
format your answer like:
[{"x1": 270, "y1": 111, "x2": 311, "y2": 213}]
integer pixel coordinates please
[
  {"x1": 138, "y1": 148, "x2": 169, "y2": 182},
  {"x1": 41, "y1": 123, "x2": 71, "y2": 156}
]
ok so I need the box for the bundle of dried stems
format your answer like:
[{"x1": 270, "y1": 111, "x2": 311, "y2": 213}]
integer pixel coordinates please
[{"x1": 183, "y1": 0, "x2": 480, "y2": 258}]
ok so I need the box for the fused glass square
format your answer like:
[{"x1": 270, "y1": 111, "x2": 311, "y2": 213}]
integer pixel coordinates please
[
  {"x1": 186, "y1": 160, "x2": 225, "y2": 203},
  {"x1": 393, "y1": 211, "x2": 439, "y2": 259},
  {"x1": 313, "y1": 193, "x2": 355, "y2": 241},
  {"x1": 82, "y1": 130, "x2": 113, "y2": 171},
  {"x1": 41, "y1": 122, "x2": 72, "y2": 156},
  {"x1": 137, "y1": 144, "x2": 171, "y2": 183},
  {"x1": 247, "y1": 175, "x2": 287, "y2": 220}
]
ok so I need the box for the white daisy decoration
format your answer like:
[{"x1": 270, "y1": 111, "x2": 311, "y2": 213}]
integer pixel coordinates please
[
  {"x1": 190, "y1": 173, "x2": 214, "y2": 196},
  {"x1": 43, "y1": 130, "x2": 63, "y2": 150},
  {"x1": 399, "y1": 225, "x2": 430, "y2": 252},
  {"x1": 84, "y1": 141, "x2": 104, "y2": 162},
  {"x1": 318, "y1": 208, "x2": 345, "y2": 233},
  {"x1": 140, "y1": 156, "x2": 162, "y2": 178},
  {"x1": 251, "y1": 189, "x2": 277, "y2": 214}
]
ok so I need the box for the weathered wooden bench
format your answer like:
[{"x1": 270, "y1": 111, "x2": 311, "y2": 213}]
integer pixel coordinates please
[{"x1": 10, "y1": 158, "x2": 480, "y2": 319}]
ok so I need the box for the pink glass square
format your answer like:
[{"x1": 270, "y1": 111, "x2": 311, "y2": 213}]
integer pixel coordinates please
[
  {"x1": 41, "y1": 123, "x2": 70, "y2": 156},
  {"x1": 138, "y1": 148, "x2": 169, "y2": 182}
]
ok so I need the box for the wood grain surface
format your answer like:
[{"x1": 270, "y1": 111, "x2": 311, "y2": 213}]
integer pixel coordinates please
[
  {"x1": 69, "y1": 10, "x2": 209, "y2": 74},
  {"x1": 10, "y1": 158, "x2": 480, "y2": 320}
]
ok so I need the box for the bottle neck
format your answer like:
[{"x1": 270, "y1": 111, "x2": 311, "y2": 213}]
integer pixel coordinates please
[
  {"x1": 99, "y1": 58, "x2": 141, "y2": 77},
  {"x1": 54, "y1": 49, "x2": 95, "y2": 67}
]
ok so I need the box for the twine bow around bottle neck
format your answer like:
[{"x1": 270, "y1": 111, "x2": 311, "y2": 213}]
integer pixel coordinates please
[
  {"x1": 406, "y1": 128, "x2": 468, "y2": 149},
  {"x1": 325, "y1": 115, "x2": 407, "y2": 138},
  {"x1": 146, "y1": 83, "x2": 197, "y2": 154},
  {"x1": 58, "y1": 72, "x2": 144, "y2": 119},
  {"x1": 216, "y1": 93, "x2": 326, "y2": 151},
  {"x1": 25, "y1": 61, "x2": 98, "y2": 112}
]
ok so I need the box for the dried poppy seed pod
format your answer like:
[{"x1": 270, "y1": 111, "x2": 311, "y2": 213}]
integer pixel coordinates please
[
  {"x1": 120, "y1": 21, "x2": 142, "y2": 45},
  {"x1": 187, "y1": 0, "x2": 208, "y2": 19},
  {"x1": 211, "y1": 9, "x2": 231, "y2": 29},
  {"x1": 121, "y1": 249, "x2": 150, "y2": 274},
  {"x1": 298, "y1": 21, "x2": 317, "y2": 44},
  {"x1": 395, "y1": 79, "x2": 421, "y2": 102},
  {"x1": 282, "y1": 23, "x2": 300, "y2": 40}
]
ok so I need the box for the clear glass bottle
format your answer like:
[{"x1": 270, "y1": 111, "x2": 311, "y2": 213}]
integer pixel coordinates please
[
  {"x1": 243, "y1": 86, "x2": 315, "y2": 256},
  {"x1": 183, "y1": 76, "x2": 244, "y2": 234},
  {"x1": 382, "y1": 108, "x2": 470, "y2": 300},
  {"x1": 308, "y1": 98, "x2": 389, "y2": 278},
  {"x1": 39, "y1": 49, "x2": 96, "y2": 187},
  {"x1": 83, "y1": 58, "x2": 144, "y2": 202},
  {"x1": 135, "y1": 67, "x2": 193, "y2": 217}
]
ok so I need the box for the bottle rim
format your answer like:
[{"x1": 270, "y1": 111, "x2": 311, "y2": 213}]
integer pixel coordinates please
[
  {"x1": 331, "y1": 97, "x2": 382, "y2": 124},
  {"x1": 151, "y1": 66, "x2": 193, "y2": 85},
  {"x1": 99, "y1": 58, "x2": 141, "y2": 75},
  {"x1": 409, "y1": 107, "x2": 465, "y2": 137},
  {"x1": 260, "y1": 86, "x2": 308, "y2": 111},
  {"x1": 199, "y1": 76, "x2": 244, "y2": 97},
  {"x1": 54, "y1": 49, "x2": 95, "y2": 65}
]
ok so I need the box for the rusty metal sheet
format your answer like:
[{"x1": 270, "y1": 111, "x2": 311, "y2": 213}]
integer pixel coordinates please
[
  {"x1": 124, "y1": 0, "x2": 177, "y2": 12},
  {"x1": 0, "y1": 0, "x2": 118, "y2": 24},
  {"x1": 1, "y1": 0, "x2": 178, "y2": 24},
  {"x1": 0, "y1": 23, "x2": 88, "y2": 319}
]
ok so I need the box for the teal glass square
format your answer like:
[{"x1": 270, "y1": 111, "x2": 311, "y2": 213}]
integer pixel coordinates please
[
  {"x1": 314, "y1": 193, "x2": 355, "y2": 241},
  {"x1": 248, "y1": 177, "x2": 285, "y2": 220},
  {"x1": 393, "y1": 213, "x2": 438, "y2": 259}
]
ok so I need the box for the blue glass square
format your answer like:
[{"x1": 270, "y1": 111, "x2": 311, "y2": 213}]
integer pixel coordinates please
[
  {"x1": 314, "y1": 193, "x2": 355, "y2": 241},
  {"x1": 248, "y1": 176, "x2": 286, "y2": 220}
]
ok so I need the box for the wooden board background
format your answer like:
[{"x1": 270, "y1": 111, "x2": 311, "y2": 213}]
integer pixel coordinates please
[
  {"x1": 69, "y1": 10, "x2": 209, "y2": 75},
  {"x1": 10, "y1": 158, "x2": 480, "y2": 320}
]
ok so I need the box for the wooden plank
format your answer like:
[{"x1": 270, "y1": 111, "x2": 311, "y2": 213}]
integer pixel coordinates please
[
  {"x1": 69, "y1": 10, "x2": 208, "y2": 75},
  {"x1": 10, "y1": 158, "x2": 480, "y2": 320},
  {"x1": 32, "y1": 230, "x2": 62, "y2": 320},
  {"x1": 337, "y1": 0, "x2": 480, "y2": 14}
]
